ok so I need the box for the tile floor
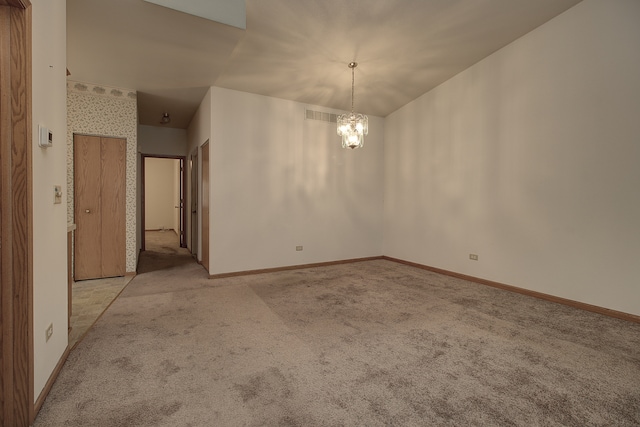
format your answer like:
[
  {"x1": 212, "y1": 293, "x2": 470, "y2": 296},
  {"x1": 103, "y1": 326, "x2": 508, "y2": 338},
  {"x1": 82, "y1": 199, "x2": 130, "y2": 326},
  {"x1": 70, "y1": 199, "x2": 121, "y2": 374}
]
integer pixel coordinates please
[{"x1": 68, "y1": 230, "x2": 181, "y2": 348}]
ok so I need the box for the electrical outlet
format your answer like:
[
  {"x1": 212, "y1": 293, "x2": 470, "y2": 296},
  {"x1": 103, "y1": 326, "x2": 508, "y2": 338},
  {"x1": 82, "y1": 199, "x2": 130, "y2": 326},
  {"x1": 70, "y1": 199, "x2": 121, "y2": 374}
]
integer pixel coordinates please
[
  {"x1": 296, "y1": 246, "x2": 303, "y2": 251},
  {"x1": 469, "y1": 254, "x2": 478, "y2": 261},
  {"x1": 45, "y1": 323, "x2": 53, "y2": 342}
]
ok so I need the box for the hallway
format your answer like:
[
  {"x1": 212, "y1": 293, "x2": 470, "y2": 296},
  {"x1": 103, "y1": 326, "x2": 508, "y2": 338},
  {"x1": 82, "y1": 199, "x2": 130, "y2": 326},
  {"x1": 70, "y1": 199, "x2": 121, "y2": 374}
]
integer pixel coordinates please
[{"x1": 138, "y1": 230, "x2": 194, "y2": 274}]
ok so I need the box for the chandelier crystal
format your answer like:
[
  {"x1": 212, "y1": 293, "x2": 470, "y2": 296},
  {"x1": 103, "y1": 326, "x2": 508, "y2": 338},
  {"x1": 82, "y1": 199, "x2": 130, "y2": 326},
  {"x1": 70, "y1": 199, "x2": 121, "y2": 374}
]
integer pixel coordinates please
[{"x1": 337, "y1": 62, "x2": 368, "y2": 149}]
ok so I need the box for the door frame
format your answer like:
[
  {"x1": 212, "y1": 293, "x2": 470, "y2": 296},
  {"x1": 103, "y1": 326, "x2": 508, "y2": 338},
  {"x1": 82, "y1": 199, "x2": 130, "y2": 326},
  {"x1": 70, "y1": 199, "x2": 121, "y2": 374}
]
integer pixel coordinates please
[
  {"x1": 189, "y1": 147, "x2": 198, "y2": 258},
  {"x1": 201, "y1": 142, "x2": 209, "y2": 273},
  {"x1": 140, "y1": 154, "x2": 187, "y2": 251},
  {"x1": 0, "y1": 1, "x2": 34, "y2": 425}
]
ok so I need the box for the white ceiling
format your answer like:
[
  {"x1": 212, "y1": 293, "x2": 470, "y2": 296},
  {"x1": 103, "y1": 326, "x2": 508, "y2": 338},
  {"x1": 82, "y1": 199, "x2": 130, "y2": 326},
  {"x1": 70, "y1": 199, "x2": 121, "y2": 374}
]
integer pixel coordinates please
[{"x1": 67, "y1": 0, "x2": 582, "y2": 129}]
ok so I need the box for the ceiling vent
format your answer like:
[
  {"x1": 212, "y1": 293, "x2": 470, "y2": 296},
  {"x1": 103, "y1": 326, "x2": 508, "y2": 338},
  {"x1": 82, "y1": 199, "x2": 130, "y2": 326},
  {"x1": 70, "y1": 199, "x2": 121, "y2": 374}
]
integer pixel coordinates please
[{"x1": 305, "y1": 109, "x2": 337, "y2": 124}]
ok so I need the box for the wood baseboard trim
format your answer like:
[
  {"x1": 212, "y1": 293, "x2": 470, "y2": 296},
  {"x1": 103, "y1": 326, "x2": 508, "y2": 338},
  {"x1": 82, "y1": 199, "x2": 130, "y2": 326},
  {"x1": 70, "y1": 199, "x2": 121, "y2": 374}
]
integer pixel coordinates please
[
  {"x1": 125, "y1": 271, "x2": 136, "y2": 277},
  {"x1": 382, "y1": 256, "x2": 640, "y2": 324},
  {"x1": 209, "y1": 256, "x2": 384, "y2": 279},
  {"x1": 34, "y1": 344, "x2": 71, "y2": 416}
]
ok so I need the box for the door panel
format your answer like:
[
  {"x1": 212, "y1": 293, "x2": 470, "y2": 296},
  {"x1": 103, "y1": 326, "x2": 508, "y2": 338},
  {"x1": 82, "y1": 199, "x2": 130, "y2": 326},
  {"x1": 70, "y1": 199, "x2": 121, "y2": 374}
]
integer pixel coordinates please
[
  {"x1": 74, "y1": 135, "x2": 102, "y2": 280},
  {"x1": 100, "y1": 137, "x2": 126, "y2": 277},
  {"x1": 201, "y1": 142, "x2": 209, "y2": 273},
  {"x1": 190, "y1": 151, "x2": 198, "y2": 257},
  {"x1": 179, "y1": 158, "x2": 185, "y2": 247},
  {"x1": 74, "y1": 135, "x2": 126, "y2": 280}
]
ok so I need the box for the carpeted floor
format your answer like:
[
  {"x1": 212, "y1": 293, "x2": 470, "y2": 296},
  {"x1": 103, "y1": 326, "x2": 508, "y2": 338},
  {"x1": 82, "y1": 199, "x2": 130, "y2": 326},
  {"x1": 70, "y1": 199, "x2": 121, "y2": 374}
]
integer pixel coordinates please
[
  {"x1": 69, "y1": 231, "x2": 183, "y2": 347},
  {"x1": 34, "y1": 257, "x2": 640, "y2": 426},
  {"x1": 138, "y1": 230, "x2": 194, "y2": 274}
]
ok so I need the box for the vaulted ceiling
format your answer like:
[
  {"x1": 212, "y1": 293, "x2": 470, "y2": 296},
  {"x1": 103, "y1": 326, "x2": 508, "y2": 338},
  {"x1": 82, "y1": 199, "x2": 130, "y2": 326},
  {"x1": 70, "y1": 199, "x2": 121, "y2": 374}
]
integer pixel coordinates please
[{"x1": 67, "y1": 0, "x2": 582, "y2": 129}]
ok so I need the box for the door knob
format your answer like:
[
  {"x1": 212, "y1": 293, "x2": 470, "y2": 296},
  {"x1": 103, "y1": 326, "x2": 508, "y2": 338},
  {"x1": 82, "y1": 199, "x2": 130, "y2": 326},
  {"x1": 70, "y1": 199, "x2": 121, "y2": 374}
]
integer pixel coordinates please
[{"x1": 85, "y1": 209, "x2": 90, "y2": 213}]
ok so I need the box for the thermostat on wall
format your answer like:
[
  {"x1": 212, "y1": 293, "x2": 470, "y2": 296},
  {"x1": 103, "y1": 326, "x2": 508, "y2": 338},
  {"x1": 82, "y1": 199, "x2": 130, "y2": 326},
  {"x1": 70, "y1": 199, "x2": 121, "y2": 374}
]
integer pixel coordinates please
[{"x1": 39, "y1": 125, "x2": 53, "y2": 148}]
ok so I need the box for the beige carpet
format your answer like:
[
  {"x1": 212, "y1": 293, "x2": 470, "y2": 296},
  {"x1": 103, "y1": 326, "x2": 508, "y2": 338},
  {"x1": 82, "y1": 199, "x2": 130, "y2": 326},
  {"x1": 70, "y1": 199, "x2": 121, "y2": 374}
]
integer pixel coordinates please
[
  {"x1": 139, "y1": 230, "x2": 194, "y2": 274},
  {"x1": 34, "y1": 258, "x2": 640, "y2": 426}
]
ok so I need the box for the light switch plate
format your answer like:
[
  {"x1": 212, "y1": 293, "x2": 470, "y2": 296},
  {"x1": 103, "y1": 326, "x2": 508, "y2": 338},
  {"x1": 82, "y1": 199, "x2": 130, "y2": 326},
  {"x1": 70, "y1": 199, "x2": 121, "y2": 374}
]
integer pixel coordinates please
[{"x1": 54, "y1": 185, "x2": 62, "y2": 204}]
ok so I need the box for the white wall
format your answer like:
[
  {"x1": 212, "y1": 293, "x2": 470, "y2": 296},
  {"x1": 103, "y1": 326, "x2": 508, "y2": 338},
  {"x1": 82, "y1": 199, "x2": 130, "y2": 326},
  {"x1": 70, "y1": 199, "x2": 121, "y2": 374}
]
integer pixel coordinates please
[
  {"x1": 186, "y1": 88, "x2": 211, "y2": 256},
  {"x1": 31, "y1": 0, "x2": 68, "y2": 402},
  {"x1": 383, "y1": 0, "x2": 640, "y2": 316},
  {"x1": 208, "y1": 87, "x2": 384, "y2": 274},
  {"x1": 144, "y1": 158, "x2": 178, "y2": 231},
  {"x1": 138, "y1": 125, "x2": 187, "y2": 156}
]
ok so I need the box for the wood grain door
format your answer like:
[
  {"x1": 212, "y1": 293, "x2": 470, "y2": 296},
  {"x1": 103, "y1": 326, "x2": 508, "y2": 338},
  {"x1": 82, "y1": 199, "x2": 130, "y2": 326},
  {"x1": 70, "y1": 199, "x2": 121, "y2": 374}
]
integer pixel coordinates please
[
  {"x1": 190, "y1": 150, "x2": 198, "y2": 257},
  {"x1": 201, "y1": 142, "x2": 210, "y2": 273},
  {"x1": 74, "y1": 135, "x2": 126, "y2": 280},
  {"x1": 1, "y1": 4, "x2": 33, "y2": 425},
  {"x1": 100, "y1": 137, "x2": 126, "y2": 277}
]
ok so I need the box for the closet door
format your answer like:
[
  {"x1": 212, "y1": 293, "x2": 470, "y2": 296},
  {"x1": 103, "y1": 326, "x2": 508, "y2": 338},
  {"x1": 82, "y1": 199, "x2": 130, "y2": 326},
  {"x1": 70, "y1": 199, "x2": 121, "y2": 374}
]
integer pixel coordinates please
[
  {"x1": 100, "y1": 137, "x2": 126, "y2": 277},
  {"x1": 74, "y1": 135, "x2": 126, "y2": 280},
  {"x1": 74, "y1": 135, "x2": 102, "y2": 280}
]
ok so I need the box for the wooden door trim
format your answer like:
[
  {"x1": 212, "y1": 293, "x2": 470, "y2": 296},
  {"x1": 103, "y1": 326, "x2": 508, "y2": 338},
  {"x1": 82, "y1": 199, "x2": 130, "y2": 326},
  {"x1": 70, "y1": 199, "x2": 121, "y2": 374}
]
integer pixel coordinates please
[
  {"x1": 140, "y1": 154, "x2": 188, "y2": 251},
  {"x1": 0, "y1": 1, "x2": 30, "y2": 8},
  {"x1": 201, "y1": 142, "x2": 210, "y2": 273},
  {"x1": 0, "y1": 2, "x2": 34, "y2": 426},
  {"x1": 189, "y1": 148, "x2": 198, "y2": 257}
]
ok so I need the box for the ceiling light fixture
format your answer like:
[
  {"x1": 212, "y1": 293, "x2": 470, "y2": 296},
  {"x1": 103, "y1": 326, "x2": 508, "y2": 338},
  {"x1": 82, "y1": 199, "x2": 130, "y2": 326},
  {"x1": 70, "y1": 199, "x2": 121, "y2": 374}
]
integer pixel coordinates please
[
  {"x1": 337, "y1": 62, "x2": 368, "y2": 149},
  {"x1": 160, "y1": 112, "x2": 171, "y2": 124}
]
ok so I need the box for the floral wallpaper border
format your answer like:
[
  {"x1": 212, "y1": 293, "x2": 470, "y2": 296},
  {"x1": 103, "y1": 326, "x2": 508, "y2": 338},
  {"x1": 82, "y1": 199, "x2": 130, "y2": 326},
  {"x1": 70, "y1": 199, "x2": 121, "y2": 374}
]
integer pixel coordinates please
[{"x1": 68, "y1": 81, "x2": 137, "y2": 100}]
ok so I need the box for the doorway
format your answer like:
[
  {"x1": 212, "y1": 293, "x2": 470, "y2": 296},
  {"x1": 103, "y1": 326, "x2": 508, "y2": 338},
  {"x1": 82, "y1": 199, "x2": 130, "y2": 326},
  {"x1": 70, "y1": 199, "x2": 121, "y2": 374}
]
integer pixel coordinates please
[{"x1": 140, "y1": 155, "x2": 187, "y2": 252}]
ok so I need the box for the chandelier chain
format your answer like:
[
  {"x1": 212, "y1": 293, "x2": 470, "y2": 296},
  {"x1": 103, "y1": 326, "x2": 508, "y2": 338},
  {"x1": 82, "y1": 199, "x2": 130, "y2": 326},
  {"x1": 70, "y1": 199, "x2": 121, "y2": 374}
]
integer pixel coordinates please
[{"x1": 351, "y1": 66, "x2": 355, "y2": 114}]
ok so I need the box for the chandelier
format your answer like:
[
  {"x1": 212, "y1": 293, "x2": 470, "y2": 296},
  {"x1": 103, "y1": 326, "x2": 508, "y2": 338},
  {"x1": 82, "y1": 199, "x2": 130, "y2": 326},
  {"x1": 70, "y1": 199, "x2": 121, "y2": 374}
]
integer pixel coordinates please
[{"x1": 337, "y1": 62, "x2": 368, "y2": 149}]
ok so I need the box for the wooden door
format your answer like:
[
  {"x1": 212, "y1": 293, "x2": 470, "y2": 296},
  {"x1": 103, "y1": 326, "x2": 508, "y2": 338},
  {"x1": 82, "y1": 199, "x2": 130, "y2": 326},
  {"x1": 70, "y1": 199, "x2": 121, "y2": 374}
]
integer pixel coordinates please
[
  {"x1": 190, "y1": 150, "x2": 198, "y2": 257},
  {"x1": 74, "y1": 135, "x2": 126, "y2": 280},
  {"x1": 179, "y1": 158, "x2": 186, "y2": 247},
  {"x1": 100, "y1": 137, "x2": 126, "y2": 277},
  {"x1": 74, "y1": 135, "x2": 101, "y2": 279},
  {"x1": 201, "y1": 142, "x2": 210, "y2": 273}
]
